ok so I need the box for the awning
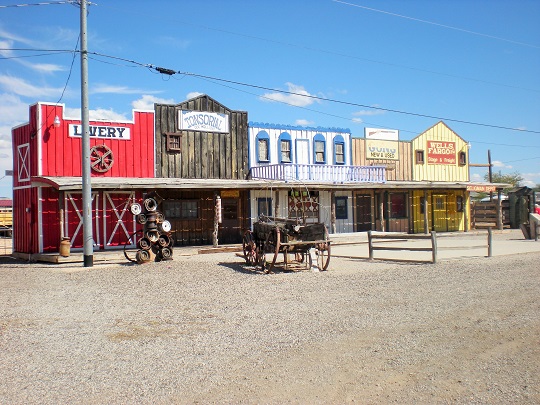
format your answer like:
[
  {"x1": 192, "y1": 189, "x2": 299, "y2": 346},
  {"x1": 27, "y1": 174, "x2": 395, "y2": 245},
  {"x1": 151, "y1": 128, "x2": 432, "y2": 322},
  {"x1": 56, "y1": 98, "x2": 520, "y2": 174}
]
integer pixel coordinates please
[{"x1": 31, "y1": 176, "x2": 510, "y2": 192}]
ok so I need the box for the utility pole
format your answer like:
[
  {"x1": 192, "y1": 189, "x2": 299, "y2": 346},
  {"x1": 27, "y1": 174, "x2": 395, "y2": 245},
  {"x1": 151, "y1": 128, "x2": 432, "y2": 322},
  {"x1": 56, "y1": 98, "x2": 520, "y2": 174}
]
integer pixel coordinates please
[{"x1": 80, "y1": 0, "x2": 93, "y2": 267}]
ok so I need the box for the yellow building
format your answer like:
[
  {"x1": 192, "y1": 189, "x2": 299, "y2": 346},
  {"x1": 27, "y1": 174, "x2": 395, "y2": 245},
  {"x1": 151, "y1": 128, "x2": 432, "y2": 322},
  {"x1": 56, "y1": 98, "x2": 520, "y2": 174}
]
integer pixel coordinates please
[{"x1": 410, "y1": 121, "x2": 469, "y2": 232}]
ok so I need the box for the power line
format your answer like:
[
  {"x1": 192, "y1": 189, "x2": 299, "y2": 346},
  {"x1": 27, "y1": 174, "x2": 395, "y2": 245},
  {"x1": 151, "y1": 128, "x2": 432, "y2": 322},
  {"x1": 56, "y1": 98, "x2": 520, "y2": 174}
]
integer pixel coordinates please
[
  {"x1": 96, "y1": 3, "x2": 539, "y2": 94},
  {"x1": 2, "y1": 46, "x2": 538, "y2": 135},
  {"x1": 333, "y1": 0, "x2": 540, "y2": 49}
]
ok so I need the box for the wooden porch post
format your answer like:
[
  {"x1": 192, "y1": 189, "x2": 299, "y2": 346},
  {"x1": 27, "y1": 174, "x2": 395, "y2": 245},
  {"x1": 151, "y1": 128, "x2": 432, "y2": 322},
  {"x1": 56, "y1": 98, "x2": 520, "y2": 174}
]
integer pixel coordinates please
[
  {"x1": 331, "y1": 191, "x2": 337, "y2": 234},
  {"x1": 274, "y1": 189, "x2": 280, "y2": 218},
  {"x1": 497, "y1": 189, "x2": 503, "y2": 230},
  {"x1": 380, "y1": 193, "x2": 385, "y2": 232},
  {"x1": 464, "y1": 191, "x2": 469, "y2": 232},
  {"x1": 423, "y1": 190, "x2": 429, "y2": 234},
  {"x1": 213, "y1": 193, "x2": 220, "y2": 247}
]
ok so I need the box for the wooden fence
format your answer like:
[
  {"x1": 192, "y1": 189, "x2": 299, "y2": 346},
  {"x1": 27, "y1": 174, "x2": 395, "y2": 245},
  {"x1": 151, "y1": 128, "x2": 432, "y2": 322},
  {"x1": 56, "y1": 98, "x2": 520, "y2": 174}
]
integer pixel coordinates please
[
  {"x1": 471, "y1": 200, "x2": 510, "y2": 230},
  {"x1": 367, "y1": 230, "x2": 494, "y2": 263}
]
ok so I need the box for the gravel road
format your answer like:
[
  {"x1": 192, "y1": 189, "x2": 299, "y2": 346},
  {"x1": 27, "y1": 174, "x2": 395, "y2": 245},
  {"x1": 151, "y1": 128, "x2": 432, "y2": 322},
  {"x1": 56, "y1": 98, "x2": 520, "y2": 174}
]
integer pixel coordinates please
[{"x1": 1, "y1": 244, "x2": 539, "y2": 404}]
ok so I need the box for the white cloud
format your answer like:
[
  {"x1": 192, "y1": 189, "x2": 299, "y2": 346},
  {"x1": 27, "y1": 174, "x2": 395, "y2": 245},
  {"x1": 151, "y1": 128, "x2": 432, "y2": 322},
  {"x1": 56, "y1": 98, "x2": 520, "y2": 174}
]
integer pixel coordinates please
[
  {"x1": 186, "y1": 92, "x2": 204, "y2": 100},
  {"x1": 260, "y1": 83, "x2": 318, "y2": 107},
  {"x1": 0, "y1": 75, "x2": 63, "y2": 98},
  {"x1": 91, "y1": 84, "x2": 162, "y2": 95},
  {"x1": 295, "y1": 119, "x2": 314, "y2": 126},
  {"x1": 353, "y1": 106, "x2": 384, "y2": 116},
  {"x1": 64, "y1": 107, "x2": 128, "y2": 122},
  {"x1": 132, "y1": 95, "x2": 175, "y2": 110},
  {"x1": 352, "y1": 118, "x2": 363, "y2": 124},
  {"x1": 492, "y1": 160, "x2": 513, "y2": 169},
  {"x1": 470, "y1": 173, "x2": 483, "y2": 181}
]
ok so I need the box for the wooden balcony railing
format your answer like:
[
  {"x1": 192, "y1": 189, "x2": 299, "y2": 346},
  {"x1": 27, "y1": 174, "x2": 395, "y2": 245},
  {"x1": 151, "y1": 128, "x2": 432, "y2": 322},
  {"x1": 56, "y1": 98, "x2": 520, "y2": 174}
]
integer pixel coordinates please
[{"x1": 249, "y1": 164, "x2": 386, "y2": 183}]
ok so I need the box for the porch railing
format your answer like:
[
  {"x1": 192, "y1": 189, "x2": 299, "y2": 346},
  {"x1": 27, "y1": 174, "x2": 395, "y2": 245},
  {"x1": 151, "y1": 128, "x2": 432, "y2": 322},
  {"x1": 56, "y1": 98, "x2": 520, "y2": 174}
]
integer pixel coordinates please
[{"x1": 249, "y1": 164, "x2": 386, "y2": 183}]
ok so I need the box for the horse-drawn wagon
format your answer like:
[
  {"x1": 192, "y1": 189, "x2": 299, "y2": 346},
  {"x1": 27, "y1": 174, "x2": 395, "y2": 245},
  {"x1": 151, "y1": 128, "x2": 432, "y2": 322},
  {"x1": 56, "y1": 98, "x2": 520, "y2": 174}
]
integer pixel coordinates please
[{"x1": 242, "y1": 215, "x2": 331, "y2": 273}]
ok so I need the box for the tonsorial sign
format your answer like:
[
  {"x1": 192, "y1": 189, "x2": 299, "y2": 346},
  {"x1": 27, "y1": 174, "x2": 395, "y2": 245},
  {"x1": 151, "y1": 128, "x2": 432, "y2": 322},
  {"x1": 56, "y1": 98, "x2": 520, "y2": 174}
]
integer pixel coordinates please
[{"x1": 178, "y1": 110, "x2": 229, "y2": 133}]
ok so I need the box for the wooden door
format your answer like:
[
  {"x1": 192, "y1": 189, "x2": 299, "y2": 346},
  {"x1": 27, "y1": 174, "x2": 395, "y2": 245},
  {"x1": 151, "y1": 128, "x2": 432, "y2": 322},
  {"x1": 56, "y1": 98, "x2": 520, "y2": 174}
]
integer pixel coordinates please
[
  {"x1": 432, "y1": 194, "x2": 448, "y2": 232},
  {"x1": 355, "y1": 194, "x2": 372, "y2": 231},
  {"x1": 219, "y1": 198, "x2": 241, "y2": 244}
]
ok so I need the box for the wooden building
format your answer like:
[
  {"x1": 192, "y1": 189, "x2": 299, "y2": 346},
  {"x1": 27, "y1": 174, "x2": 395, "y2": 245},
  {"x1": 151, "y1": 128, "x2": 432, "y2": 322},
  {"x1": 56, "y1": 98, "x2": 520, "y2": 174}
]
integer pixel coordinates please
[
  {"x1": 11, "y1": 102, "x2": 154, "y2": 255},
  {"x1": 153, "y1": 95, "x2": 251, "y2": 244}
]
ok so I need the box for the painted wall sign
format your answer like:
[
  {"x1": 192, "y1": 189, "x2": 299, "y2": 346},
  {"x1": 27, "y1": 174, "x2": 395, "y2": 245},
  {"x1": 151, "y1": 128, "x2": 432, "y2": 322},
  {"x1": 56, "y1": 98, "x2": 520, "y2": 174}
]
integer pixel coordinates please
[
  {"x1": 365, "y1": 127, "x2": 399, "y2": 141},
  {"x1": 466, "y1": 184, "x2": 497, "y2": 192},
  {"x1": 178, "y1": 110, "x2": 229, "y2": 133},
  {"x1": 366, "y1": 139, "x2": 399, "y2": 160},
  {"x1": 69, "y1": 124, "x2": 131, "y2": 140},
  {"x1": 427, "y1": 140, "x2": 456, "y2": 164}
]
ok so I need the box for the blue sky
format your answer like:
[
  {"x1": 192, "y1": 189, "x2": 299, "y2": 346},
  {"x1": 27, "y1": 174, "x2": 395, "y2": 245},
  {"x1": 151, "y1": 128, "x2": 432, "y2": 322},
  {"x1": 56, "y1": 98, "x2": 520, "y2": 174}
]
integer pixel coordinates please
[{"x1": 1, "y1": 0, "x2": 539, "y2": 198}]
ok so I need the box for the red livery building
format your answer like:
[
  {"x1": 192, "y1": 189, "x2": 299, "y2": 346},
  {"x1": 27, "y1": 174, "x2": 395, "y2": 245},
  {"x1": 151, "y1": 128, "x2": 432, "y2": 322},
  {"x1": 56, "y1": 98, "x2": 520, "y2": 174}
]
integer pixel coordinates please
[{"x1": 12, "y1": 102, "x2": 155, "y2": 255}]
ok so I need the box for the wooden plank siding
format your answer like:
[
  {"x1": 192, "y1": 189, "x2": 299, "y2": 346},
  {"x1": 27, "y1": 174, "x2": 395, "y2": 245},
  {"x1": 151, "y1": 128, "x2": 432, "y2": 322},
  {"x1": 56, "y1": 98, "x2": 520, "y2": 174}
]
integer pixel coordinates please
[
  {"x1": 154, "y1": 95, "x2": 249, "y2": 180},
  {"x1": 352, "y1": 138, "x2": 412, "y2": 181},
  {"x1": 411, "y1": 121, "x2": 469, "y2": 182}
]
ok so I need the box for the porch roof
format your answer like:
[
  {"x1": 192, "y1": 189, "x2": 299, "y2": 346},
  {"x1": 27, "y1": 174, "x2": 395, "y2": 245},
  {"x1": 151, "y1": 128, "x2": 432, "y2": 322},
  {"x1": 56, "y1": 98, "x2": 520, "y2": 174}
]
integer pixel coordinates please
[{"x1": 31, "y1": 176, "x2": 508, "y2": 192}]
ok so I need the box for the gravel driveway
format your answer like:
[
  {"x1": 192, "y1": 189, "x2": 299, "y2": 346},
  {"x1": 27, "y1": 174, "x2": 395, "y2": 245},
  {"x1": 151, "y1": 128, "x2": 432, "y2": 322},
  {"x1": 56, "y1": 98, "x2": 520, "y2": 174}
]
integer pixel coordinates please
[{"x1": 1, "y1": 244, "x2": 539, "y2": 404}]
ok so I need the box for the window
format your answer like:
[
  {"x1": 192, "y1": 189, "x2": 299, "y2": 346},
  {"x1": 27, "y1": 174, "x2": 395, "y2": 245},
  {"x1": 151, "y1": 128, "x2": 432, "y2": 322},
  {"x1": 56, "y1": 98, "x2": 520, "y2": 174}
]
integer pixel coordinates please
[
  {"x1": 415, "y1": 149, "x2": 425, "y2": 164},
  {"x1": 435, "y1": 197, "x2": 444, "y2": 210},
  {"x1": 163, "y1": 200, "x2": 198, "y2": 219},
  {"x1": 314, "y1": 134, "x2": 326, "y2": 164},
  {"x1": 278, "y1": 132, "x2": 292, "y2": 163},
  {"x1": 456, "y1": 195, "x2": 464, "y2": 212},
  {"x1": 257, "y1": 198, "x2": 272, "y2": 218},
  {"x1": 288, "y1": 190, "x2": 319, "y2": 220},
  {"x1": 333, "y1": 135, "x2": 345, "y2": 165},
  {"x1": 335, "y1": 196, "x2": 348, "y2": 219},
  {"x1": 256, "y1": 131, "x2": 270, "y2": 162},
  {"x1": 420, "y1": 196, "x2": 425, "y2": 214},
  {"x1": 166, "y1": 132, "x2": 182, "y2": 153},
  {"x1": 459, "y1": 151, "x2": 467, "y2": 166},
  {"x1": 389, "y1": 193, "x2": 407, "y2": 218}
]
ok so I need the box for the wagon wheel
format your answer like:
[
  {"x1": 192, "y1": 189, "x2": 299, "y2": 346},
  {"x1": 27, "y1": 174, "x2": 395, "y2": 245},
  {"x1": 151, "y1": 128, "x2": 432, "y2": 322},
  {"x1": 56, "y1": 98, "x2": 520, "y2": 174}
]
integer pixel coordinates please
[
  {"x1": 315, "y1": 242, "x2": 331, "y2": 271},
  {"x1": 242, "y1": 230, "x2": 257, "y2": 266},
  {"x1": 89, "y1": 144, "x2": 114, "y2": 173},
  {"x1": 261, "y1": 228, "x2": 281, "y2": 274},
  {"x1": 295, "y1": 251, "x2": 313, "y2": 270}
]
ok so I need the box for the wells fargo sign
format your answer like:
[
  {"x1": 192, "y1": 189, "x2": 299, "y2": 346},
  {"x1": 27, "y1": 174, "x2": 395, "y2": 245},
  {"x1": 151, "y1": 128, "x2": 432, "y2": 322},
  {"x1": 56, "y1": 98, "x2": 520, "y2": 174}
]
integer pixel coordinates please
[
  {"x1": 366, "y1": 139, "x2": 399, "y2": 160},
  {"x1": 427, "y1": 140, "x2": 456, "y2": 164}
]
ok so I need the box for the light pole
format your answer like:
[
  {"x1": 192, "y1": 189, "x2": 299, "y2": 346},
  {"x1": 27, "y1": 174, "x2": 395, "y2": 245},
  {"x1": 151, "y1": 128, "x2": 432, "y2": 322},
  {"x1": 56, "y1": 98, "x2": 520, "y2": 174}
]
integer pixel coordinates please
[{"x1": 80, "y1": 0, "x2": 93, "y2": 267}]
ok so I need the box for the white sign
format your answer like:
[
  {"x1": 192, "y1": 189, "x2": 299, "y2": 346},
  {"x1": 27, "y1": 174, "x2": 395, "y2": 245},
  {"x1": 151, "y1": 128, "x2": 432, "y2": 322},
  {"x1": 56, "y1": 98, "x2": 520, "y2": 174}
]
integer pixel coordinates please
[
  {"x1": 365, "y1": 127, "x2": 399, "y2": 141},
  {"x1": 69, "y1": 124, "x2": 131, "y2": 140},
  {"x1": 366, "y1": 139, "x2": 399, "y2": 160},
  {"x1": 178, "y1": 110, "x2": 229, "y2": 133}
]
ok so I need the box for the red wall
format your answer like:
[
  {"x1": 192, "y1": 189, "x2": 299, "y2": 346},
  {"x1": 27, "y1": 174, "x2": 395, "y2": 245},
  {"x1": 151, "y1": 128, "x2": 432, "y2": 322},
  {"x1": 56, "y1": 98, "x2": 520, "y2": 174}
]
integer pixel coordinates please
[{"x1": 38, "y1": 104, "x2": 155, "y2": 178}]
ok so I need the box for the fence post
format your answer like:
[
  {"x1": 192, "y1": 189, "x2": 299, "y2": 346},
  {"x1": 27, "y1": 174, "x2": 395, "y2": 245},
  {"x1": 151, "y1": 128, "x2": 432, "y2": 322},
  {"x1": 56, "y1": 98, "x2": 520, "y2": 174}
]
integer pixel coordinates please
[
  {"x1": 368, "y1": 230, "x2": 373, "y2": 260},
  {"x1": 431, "y1": 231, "x2": 437, "y2": 263},
  {"x1": 488, "y1": 227, "x2": 493, "y2": 257}
]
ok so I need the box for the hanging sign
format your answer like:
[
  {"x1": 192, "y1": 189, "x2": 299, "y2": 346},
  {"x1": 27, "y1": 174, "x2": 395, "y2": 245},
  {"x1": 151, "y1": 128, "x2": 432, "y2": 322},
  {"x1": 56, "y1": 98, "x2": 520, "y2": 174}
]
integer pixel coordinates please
[
  {"x1": 365, "y1": 127, "x2": 399, "y2": 141},
  {"x1": 466, "y1": 184, "x2": 497, "y2": 192},
  {"x1": 178, "y1": 110, "x2": 229, "y2": 133},
  {"x1": 366, "y1": 139, "x2": 399, "y2": 160},
  {"x1": 69, "y1": 124, "x2": 131, "y2": 140},
  {"x1": 427, "y1": 140, "x2": 456, "y2": 164}
]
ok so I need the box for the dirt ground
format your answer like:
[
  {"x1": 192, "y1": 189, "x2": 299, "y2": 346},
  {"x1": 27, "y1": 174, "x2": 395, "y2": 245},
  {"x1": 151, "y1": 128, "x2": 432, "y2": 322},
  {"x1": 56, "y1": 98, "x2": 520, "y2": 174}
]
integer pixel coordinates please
[{"x1": 1, "y1": 239, "x2": 539, "y2": 404}]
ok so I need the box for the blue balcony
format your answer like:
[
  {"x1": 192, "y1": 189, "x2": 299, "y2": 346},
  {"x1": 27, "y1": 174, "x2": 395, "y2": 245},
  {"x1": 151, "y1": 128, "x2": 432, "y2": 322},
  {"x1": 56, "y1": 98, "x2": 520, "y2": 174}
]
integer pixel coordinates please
[{"x1": 249, "y1": 164, "x2": 386, "y2": 183}]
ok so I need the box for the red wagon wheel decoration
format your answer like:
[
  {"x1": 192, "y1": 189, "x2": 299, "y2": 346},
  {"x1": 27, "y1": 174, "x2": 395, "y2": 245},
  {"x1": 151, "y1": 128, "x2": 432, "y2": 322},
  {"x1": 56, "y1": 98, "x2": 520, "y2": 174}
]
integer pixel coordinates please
[{"x1": 90, "y1": 144, "x2": 114, "y2": 172}]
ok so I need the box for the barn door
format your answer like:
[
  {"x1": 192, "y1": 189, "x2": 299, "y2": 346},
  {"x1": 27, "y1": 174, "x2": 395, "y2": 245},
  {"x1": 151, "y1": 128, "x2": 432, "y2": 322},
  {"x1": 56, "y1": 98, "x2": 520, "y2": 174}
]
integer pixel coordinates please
[
  {"x1": 432, "y1": 194, "x2": 448, "y2": 232},
  {"x1": 65, "y1": 191, "x2": 100, "y2": 249},
  {"x1": 103, "y1": 191, "x2": 136, "y2": 249}
]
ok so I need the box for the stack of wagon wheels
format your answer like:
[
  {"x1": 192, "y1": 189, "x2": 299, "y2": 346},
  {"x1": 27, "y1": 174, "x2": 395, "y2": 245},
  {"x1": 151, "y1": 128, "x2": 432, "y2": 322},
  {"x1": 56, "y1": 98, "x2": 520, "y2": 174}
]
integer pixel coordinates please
[{"x1": 124, "y1": 196, "x2": 174, "y2": 264}]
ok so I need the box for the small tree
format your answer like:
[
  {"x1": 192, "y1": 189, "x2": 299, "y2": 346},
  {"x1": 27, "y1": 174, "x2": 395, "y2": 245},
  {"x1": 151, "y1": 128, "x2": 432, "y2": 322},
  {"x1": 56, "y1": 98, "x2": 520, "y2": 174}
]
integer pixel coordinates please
[{"x1": 484, "y1": 170, "x2": 523, "y2": 194}]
